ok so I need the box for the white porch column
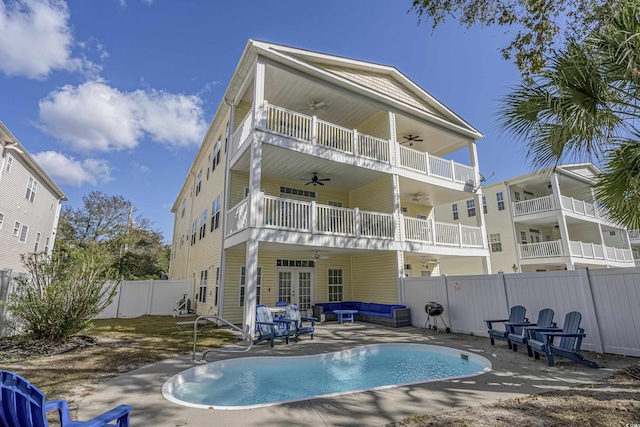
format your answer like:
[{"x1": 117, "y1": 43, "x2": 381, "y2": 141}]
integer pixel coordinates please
[
  {"x1": 551, "y1": 172, "x2": 572, "y2": 259},
  {"x1": 391, "y1": 174, "x2": 402, "y2": 242},
  {"x1": 396, "y1": 250, "x2": 406, "y2": 304},
  {"x1": 247, "y1": 139, "x2": 263, "y2": 228},
  {"x1": 468, "y1": 140, "x2": 491, "y2": 273},
  {"x1": 388, "y1": 111, "x2": 397, "y2": 166},
  {"x1": 243, "y1": 239, "x2": 259, "y2": 338},
  {"x1": 252, "y1": 59, "x2": 266, "y2": 130}
]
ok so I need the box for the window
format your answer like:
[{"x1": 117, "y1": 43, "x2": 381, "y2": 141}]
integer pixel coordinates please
[
  {"x1": 279, "y1": 186, "x2": 316, "y2": 200},
  {"x1": 207, "y1": 155, "x2": 211, "y2": 180},
  {"x1": 4, "y1": 156, "x2": 13, "y2": 173},
  {"x1": 482, "y1": 196, "x2": 488, "y2": 214},
  {"x1": 215, "y1": 267, "x2": 220, "y2": 306},
  {"x1": 496, "y1": 192, "x2": 505, "y2": 211},
  {"x1": 195, "y1": 170, "x2": 202, "y2": 196},
  {"x1": 520, "y1": 231, "x2": 527, "y2": 244},
  {"x1": 490, "y1": 233, "x2": 502, "y2": 252},
  {"x1": 452, "y1": 203, "x2": 458, "y2": 220},
  {"x1": 26, "y1": 177, "x2": 38, "y2": 203},
  {"x1": 13, "y1": 221, "x2": 20, "y2": 236},
  {"x1": 467, "y1": 199, "x2": 476, "y2": 217},
  {"x1": 181, "y1": 199, "x2": 186, "y2": 218},
  {"x1": 239, "y1": 266, "x2": 262, "y2": 306},
  {"x1": 191, "y1": 221, "x2": 197, "y2": 245},
  {"x1": 44, "y1": 236, "x2": 50, "y2": 253},
  {"x1": 401, "y1": 207, "x2": 408, "y2": 213},
  {"x1": 19, "y1": 224, "x2": 28, "y2": 243},
  {"x1": 328, "y1": 201, "x2": 342, "y2": 207},
  {"x1": 212, "y1": 139, "x2": 221, "y2": 172},
  {"x1": 198, "y1": 270, "x2": 208, "y2": 303},
  {"x1": 34, "y1": 232, "x2": 41, "y2": 252},
  {"x1": 404, "y1": 263, "x2": 412, "y2": 277},
  {"x1": 416, "y1": 214, "x2": 427, "y2": 220},
  {"x1": 210, "y1": 195, "x2": 221, "y2": 231},
  {"x1": 199, "y1": 209, "x2": 207, "y2": 239},
  {"x1": 328, "y1": 269, "x2": 344, "y2": 302},
  {"x1": 514, "y1": 191, "x2": 521, "y2": 201},
  {"x1": 421, "y1": 270, "x2": 432, "y2": 277},
  {"x1": 0, "y1": 212, "x2": 3, "y2": 229}
]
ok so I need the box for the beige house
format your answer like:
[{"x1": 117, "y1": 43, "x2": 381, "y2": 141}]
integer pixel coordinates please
[
  {"x1": 0, "y1": 122, "x2": 67, "y2": 273},
  {"x1": 435, "y1": 163, "x2": 635, "y2": 274},
  {"x1": 168, "y1": 40, "x2": 490, "y2": 334}
]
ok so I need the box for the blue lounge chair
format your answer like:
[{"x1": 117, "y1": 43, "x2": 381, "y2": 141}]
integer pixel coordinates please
[
  {"x1": 0, "y1": 370, "x2": 131, "y2": 427},
  {"x1": 285, "y1": 304, "x2": 316, "y2": 342},
  {"x1": 525, "y1": 311, "x2": 598, "y2": 368},
  {"x1": 507, "y1": 308, "x2": 555, "y2": 356},
  {"x1": 254, "y1": 304, "x2": 291, "y2": 347},
  {"x1": 485, "y1": 305, "x2": 528, "y2": 349}
]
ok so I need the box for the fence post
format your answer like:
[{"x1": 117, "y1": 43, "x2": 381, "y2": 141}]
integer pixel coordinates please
[
  {"x1": 577, "y1": 268, "x2": 604, "y2": 353},
  {"x1": 146, "y1": 279, "x2": 154, "y2": 315}
]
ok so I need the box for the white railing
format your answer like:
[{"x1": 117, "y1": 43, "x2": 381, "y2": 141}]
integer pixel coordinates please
[
  {"x1": 561, "y1": 196, "x2": 597, "y2": 218},
  {"x1": 398, "y1": 145, "x2": 429, "y2": 173},
  {"x1": 226, "y1": 197, "x2": 249, "y2": 235},
  {"x1": 429, "y1": 155, "x2": 453, "y2": 180},
  {"x1": 518, "y1": 240, "x2": 563, "y2": 258},
  {"x1": 263, "y1": 196, "x2": 311, "y2": 231},
  {"x1": 358, "y1": 134, "x2": 390, "y2": 163},
  {"x1": 230, "y1": 110, "x2": 253, "y2": 155},
  {"x1": 404, "y1": 217, "x2": 433, "y2": 243},
  {"x1": 360, "y1": 211, "x2": 394, "y2": 239},
  {"x1": 635, "y1": 258, "x2": 640, "y2": 267},
  {"x1": 265, "y1": 104, "x2": 312, "y2": 141},
  {"x1": 629, "y1": 230, "x2": 640, "y2": 240},
  {"x1": 569, "y1": 240, "x2": 633, "y2": 263},
  {"x1": 512, "y1": 195, "x2": 554, "y2": 216},
  {"x1": 454, "y1": 163, "x2": 475, "y2": 185},
  {"x1": 316, "y1": 205, "x2": 355, "y2": 236},
  {"x1": 434, "y1": 222, "x2": 460, "y2": 246},
  {"x1": 317, "y1": 120, "x2": 353, "y2": 153},
  {"x1": 461, "y1": 225, "x2": 484, "y2": 247}
]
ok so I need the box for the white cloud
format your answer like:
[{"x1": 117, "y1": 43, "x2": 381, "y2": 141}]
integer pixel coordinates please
[
  {"x1": 0, "y1": 0, "x2": 83, "y2": 79},
  {"x1": 32, "y1": 151, "x2": 113, "y2": 186},
  {"x1": 39, "y1": 80, "x2": 207, "y2": 153},
  {"x1": 130, "y1": 161, "x2": 150, "y2": 173}
]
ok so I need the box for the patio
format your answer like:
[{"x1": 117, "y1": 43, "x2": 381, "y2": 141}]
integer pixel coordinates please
[{"x1": 77, "y1": 321, "x2": 635, "y2": 427}]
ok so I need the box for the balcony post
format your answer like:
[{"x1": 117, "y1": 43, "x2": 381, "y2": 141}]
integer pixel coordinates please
[
  {"x1": 430, "y1": 217, "x2": 436, "y2": 245},
  {"x1": 311, "y1": 115, "x2": 318, "y2": 145},
  {"x1": 388, "y1": 111, "x2": 397, "y2": 166},
  {"x1": 590, "y1": 242, "x2": 596, "y2": 259},
  {"x1": 353, "y1": 129, "x2": 358, "y2": 156},
  {"x1": 248, "y1": 139, "x2": 263, "y2": 229},
  {"x1": 398, "y1": 213, "x2": 406, "y2": 242},
  {"x1": 425, "y1": 151, "x2": 430, "y2": 176},
  {"x1": 450, "y1": 159, "x2": 456, "y2": 181},
  {"x1": 253, "y1": 59, "x2": 266, "y2": 130},
  {"x1": 458, "y1": 223, "x2": 463, "y2": 247},
  {"x1": 354, "y1": 208, "x2": 361, "y2": 238},
  {"x1": 310, "y1": 201, "x2": 317, "y2": 234}
]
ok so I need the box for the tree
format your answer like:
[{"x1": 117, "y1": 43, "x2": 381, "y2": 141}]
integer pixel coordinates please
[
  {"x1": 498, "y1": 1, "x2": 640, "y2": 228},
  {"x1": 58, "y1": 191, "x2": 169, "y2": 279},
  {"x1": 410, "y1": 0, "x2": 616, "y2": 76}
]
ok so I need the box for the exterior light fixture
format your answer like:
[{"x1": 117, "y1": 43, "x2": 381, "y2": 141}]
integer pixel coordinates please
[{"x1": 512, "y1": 263, "x2": 518, "y2": 273}]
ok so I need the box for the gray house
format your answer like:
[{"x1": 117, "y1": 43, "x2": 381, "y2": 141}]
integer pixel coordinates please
[{"x1": 0, "y1": 121, "x2": 67, "y2": 273}]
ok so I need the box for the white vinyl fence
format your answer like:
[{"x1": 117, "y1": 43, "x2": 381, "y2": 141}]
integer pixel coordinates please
[
  {"x1": 403, "y1": 267, "x2": 640, "y2": 357},
  {"x1": 96, "y1": 279, "x2": 194, "y2": 318}
]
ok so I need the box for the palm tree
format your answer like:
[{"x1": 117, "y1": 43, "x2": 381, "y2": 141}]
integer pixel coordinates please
[{"x1": 498, "y1": 0, "x2": 640, "y2": 228}]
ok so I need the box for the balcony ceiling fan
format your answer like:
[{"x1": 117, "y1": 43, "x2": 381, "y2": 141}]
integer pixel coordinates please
[
  {"x1": 401, "y1": 134, "x2": 423, "y2": 146},
  {"x1": 311, "y1": 250, "x2": 330, "y2": 260},
  {"x1": 302, "y1": 172, "x2": 331, "y2": 186}
]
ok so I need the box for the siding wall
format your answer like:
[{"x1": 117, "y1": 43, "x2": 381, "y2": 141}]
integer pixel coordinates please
[
  {"x1": 351, "y1": 251, "x2": 399, "y2": 303},
  {"x1": 349, "y1": 175, "x2": 393, "y2": 212},
  {"x1": 354, "y1": 110, "x2": 389, "y2": 140},
  {"x1": 234, "y1": 101, "x2": 252, "y2": 129}
]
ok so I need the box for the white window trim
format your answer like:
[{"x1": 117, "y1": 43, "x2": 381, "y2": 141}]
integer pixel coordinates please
[
  {"x1": 327, "y1": 268, "x2": 344, "y2": 302},
  {"x1": 239, "y1": 265, "x2": 262, "y2": 306},
  {"x1": 19, "y1": 224, "x2": 29, "y2": 243}
]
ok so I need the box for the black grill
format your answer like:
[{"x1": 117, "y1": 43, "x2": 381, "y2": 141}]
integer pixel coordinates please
[
  {"x1": 425, "y1": 302, "x2": 444, "y2": 316},
  {"x1": 423, "y1": 301, "x2": 450, "y2": 333}
]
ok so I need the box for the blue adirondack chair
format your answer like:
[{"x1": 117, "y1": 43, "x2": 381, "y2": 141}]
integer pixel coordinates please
[
  {"x1": 285, "y1": 304, "x2": 316, "y2": 342},
  {"x1": 485, "y1": 305, "x2": 528, "y2": 349},
  {"x1": 507, "y1": 308, "x2": 555, "y2": 356},
  {"x1": 525, "y1": 311, "x2": 598, "y2": 368},
  {"x1": 0, "y1": 370, "x2": 131, "y2": 427},
  {"x1": 254, "y1": 304, "x2": 291, "y2": 347}
]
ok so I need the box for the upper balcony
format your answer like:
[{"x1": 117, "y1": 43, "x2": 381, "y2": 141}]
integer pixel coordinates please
[
  {"x1": 518, "y1": 240, "x2": 634, "y2": 266},
  {"x1": 512, "y1": 194, "x2": 613, "y2": 224},
  {"x1": 230, "y1": 103, "x2": 476, "y2": 189}
]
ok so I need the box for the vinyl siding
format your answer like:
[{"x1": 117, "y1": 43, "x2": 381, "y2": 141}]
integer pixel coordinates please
[
  {"x1": 234, "y1": 101, "x2": 252, "y2": 129},
  {"x1": 355, "y1": 110, "x2": 389, "y2": 140},
  {"x1": 351, "y1": 251, "x2": 399, "y2": 303},
  {"x1": 348, "y1": 175, "x2": 393, "y2": 212}
]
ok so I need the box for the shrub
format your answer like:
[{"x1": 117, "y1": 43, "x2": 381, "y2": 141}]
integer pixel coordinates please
[{"x1": 4, "y1": 248, "x2": 119, "y2": 342}]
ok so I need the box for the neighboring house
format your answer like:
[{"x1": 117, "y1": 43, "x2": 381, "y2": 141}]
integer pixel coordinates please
[
  {"x1": 435, "y1": 163, "x2": 635, "y2": 274},
  {"x1": 629, "y1": 230, "x2": 640, "y2": 266},
  {"x1": 168, "y1": 40, "x2": 490, "y2": 333},
  {"x1": 0, "y1": 122, "x2": 67, "y2": 273}
]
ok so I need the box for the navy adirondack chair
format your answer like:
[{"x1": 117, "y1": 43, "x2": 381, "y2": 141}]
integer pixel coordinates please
[
  {"x1": 284, "y1": 304, "x2": 316, "y2": 342},
  {"x1": 525, "y1": 311, "x2": 598, "y2": 368},
  {"x1": 485, "y1": 305, "x2": 528, "y2": 349},
  {"x1": 254, "y1": 304, "x2": 291, "y2": 347},
  {"x1": 507, "y1": 308, "x2": 555, "y2": 356},
  {"x1": 0, "y1": 370, "x2": 131, "y2": 427}
]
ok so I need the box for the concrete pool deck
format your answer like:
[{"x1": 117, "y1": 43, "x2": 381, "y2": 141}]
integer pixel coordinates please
[{"x1": 78, "y1": 322, "x2": 637, "y2": 426}]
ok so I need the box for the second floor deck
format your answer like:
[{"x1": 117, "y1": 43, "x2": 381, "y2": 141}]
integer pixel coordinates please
[
  {"x1": 518, "y1": 240, "x2": 634, "y2": 265},
  {"x1": 512, "y1": 194, "x2": 614, "y2": 224}
]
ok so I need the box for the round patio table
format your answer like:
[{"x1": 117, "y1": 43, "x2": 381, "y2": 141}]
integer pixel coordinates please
[{"x1": 333, "y1": 309, "x2": 358, "y2": 324}]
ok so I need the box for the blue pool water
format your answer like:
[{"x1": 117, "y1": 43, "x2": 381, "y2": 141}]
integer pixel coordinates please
[{"x1": 163, "y1": 343, "x2": 491, "y2": 410}]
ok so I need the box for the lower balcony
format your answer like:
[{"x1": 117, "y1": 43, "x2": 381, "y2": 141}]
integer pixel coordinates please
[
  {"x1": 518, "y1": 240, "x2": 634, "y2": 264},
  {"x1": 226, "y1": 195, "x2": 484, "y2": 250}
]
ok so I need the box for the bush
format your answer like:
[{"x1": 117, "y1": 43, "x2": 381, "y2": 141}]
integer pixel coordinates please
[{"x1": 4, "y1": 248, "x2": 119, "y2": 342}]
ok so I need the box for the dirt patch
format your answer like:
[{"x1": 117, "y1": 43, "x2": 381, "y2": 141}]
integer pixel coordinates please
[{"x1": 0, "y1": 335, "x2": 96, "y2": 362}]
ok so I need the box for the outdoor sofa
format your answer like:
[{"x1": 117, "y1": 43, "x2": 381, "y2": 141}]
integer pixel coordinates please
[{"x1": 312, "y1": 301, "x2": 411, "y2": 327}]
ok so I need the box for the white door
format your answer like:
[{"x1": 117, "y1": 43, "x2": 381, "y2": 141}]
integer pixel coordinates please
[{"x1": 277, "y1": 268, "x2": 314, "y2": 311}]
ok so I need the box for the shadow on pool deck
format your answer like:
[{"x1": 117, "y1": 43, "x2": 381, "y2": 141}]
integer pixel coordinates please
[{"x1": 77, "y1": 322, "x2": 636, "y2": 427}]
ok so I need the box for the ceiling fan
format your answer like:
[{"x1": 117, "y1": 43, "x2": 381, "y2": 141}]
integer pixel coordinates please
[
  {"x1": 411, "y1": 192, "x2": 427, "y2": 202},
  {"x1": 401, "y1": 134, "x2": 423, "y2": 146},
  {"x1": 311, "y1": 250, "x2": 330, "y2": 260},
  {"x1": 302, "y1": 172, "x2": 331, "y2": 186},
  {"x1": 307, "y1": 100, "x2": 327, "y2": 112}
]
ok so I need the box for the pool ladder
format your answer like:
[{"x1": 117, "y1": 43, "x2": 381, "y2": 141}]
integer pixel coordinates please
[{"x1": 192, "y1": 315, "x2": 253, "y2": 362}]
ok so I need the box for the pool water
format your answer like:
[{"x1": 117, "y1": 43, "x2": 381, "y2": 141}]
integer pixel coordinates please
[{"x1": 163, "y1": 343, "x2": 491, "y2": 410}]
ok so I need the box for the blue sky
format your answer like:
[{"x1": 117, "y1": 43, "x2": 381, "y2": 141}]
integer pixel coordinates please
[{"x1": 0, "y1": 0, "x2": 526, "y2": 240}]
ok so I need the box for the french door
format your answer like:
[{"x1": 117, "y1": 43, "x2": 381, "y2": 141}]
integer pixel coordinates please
[{"x1": 277, "y1": 268, "x2": 314, "y2": 311}]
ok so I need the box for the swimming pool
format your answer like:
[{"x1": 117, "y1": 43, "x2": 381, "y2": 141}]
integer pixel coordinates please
[{"x1": 162, "y1": 343, "x2": 491, "y2": 410}]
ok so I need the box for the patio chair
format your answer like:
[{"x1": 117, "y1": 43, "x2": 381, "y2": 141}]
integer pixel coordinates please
[
  {"x1": 0, "y1": 370, "x2": 131, "y2": 427},
  {"x1": 484, "y1": 305, "x2": 528, "y2": 349},
  {"x1": 254, "y1": 304, "x2": 291, "y2": 347},
  {"x1": 285, "y1": 304, "x2": 317, "y2": 342},
  {"x1": 507, "y1": 308, "x2": 555, "y2": 356},
  {"x1": 525, "y1": 311, "x2": 598, "y2": 368}
]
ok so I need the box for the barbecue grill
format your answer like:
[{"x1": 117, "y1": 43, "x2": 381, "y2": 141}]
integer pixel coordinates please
[{"x1": 424, "y1": 301, "x2": 450, "y2": 333}]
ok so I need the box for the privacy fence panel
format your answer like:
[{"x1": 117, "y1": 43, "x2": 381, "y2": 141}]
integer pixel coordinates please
[
  {"x1": 117, "y1": 281, "x2": 152, "y2": 318},
  {"x1": 403, "y1": 277, "x2": 449, "y2": 328},
  {"x1": 148, "y1": 280, "x2": 193, "y2": 315}
]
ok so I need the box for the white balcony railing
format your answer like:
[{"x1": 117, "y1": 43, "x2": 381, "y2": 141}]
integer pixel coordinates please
[
  {"x1": 258, "y1": 103, "x2": 475, "y2": 186},
  {"x1": 561, "y1": 196, "x2": 597, "y2": 218},
  {"x1": 635, "y1": 258, "x2": 640, "y2": 267},
  {"x1": 518, "y1": 239, "x2": 634, "y2": 263},
  {"x1": 518, "y1": 240, "x2": 563, "y2": 258},
  {"x1": 629, "y1": 229, "x2": 640, "y2": 240},
  {"x1": 512, "y1": 195, "x2": 554, "y2": 216},
  {"x1": 230, "y1": 110, "x2": 254, "y2": 156},
  {"x1": 226, "y1": 197, "x2": 249, "y2": 236}
]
